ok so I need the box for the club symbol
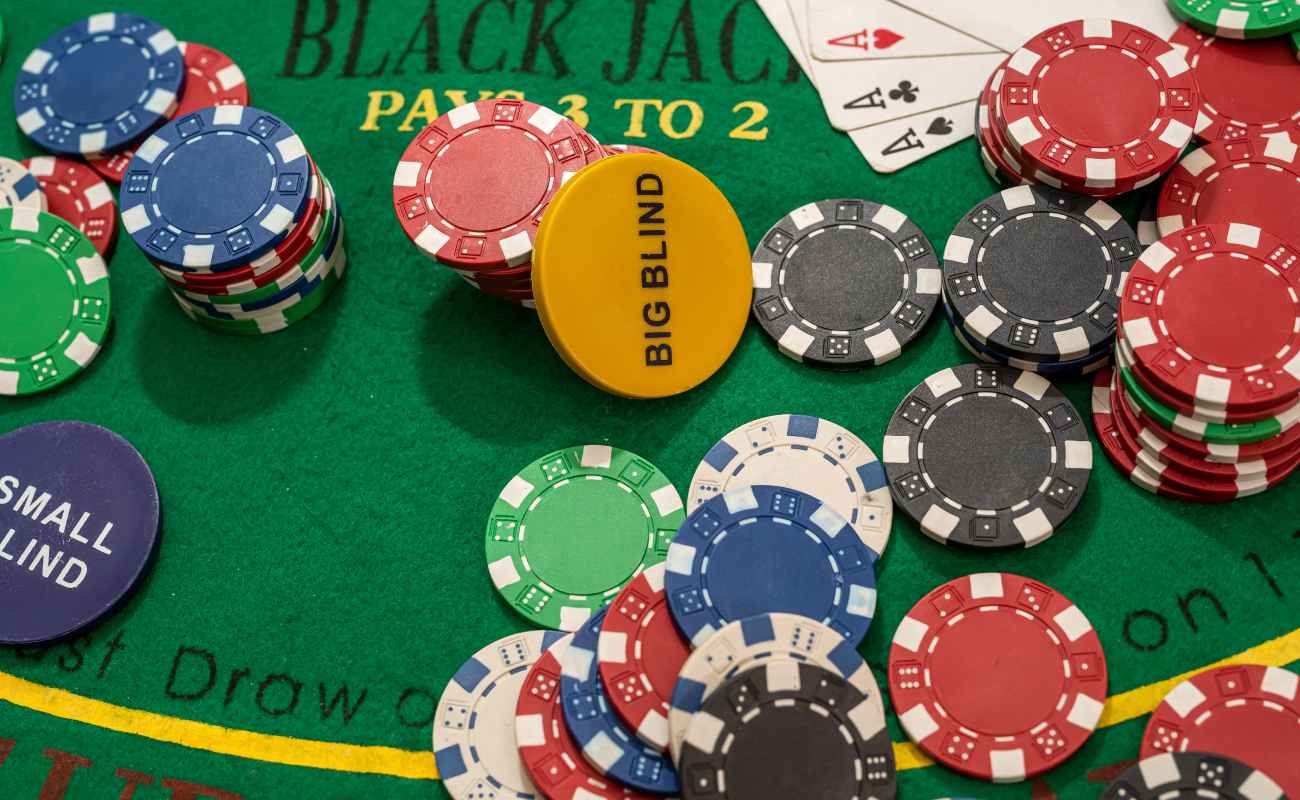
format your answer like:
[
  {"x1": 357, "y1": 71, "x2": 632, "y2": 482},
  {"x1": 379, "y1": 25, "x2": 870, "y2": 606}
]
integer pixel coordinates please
[{"x1": 889, "y1": 81, "x2": 920, "y2": 104}]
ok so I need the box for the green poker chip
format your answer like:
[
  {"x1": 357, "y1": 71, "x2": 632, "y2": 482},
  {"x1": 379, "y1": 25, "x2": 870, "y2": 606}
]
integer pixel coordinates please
[
  {"x1": 485, "y1": 445, "x2": 685, "y2": 631},
  {"x1": 1167, "y1": 0, "x2": 1300, "y2": 39},
  {"x1": 177, "y1": 225, "x2": 349, "y2": 336},
  {"x1": 0, "y1": 208, "x2": 112, "y2": 395},
  {"x1": 1117, "y1": 362, "x2": 1290, "y2": 445}
]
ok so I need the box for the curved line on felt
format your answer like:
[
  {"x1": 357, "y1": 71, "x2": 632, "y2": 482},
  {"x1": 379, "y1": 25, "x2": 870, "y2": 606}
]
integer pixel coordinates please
[{"x1": 1, "y1": 628, "x2": 1297, "y2": 780}]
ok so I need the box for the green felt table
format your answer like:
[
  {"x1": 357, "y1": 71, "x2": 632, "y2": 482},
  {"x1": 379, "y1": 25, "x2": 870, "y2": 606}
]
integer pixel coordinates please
[{"x1": 1, "y1": 2, "x2": 1298, "y2": 799}]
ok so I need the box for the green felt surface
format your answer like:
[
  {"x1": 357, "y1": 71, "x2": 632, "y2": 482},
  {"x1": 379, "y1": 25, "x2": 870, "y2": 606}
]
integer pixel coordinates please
[{"x1": 1, "y1": 2, "x2": 1298, "y2": 799}]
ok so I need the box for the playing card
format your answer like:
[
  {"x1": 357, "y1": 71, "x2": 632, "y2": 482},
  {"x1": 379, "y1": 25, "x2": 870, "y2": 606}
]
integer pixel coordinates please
[
  {"x1": 892, "y1": 0, "x2": 1179, "y2": 52},
  {"x1": 757, "y1": 0, "x2": 817, "y2": 84},
  {"x1": 790, "y1": 0, "x2": 1004, "y2": 131},
  {"x1": 848, "y1": 99, "x2": 976, "y2": 173},
  {"x1": 808, "y1": 0, "x2": 1002, "y2": 61}
]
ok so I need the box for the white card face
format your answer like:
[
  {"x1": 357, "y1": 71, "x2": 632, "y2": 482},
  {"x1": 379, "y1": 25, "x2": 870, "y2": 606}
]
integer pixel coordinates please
[
  {"x1": 757, "y1": 0, "x2": 817, "y2": 84},
  {"x1": 790, "y1": 0, "x2": 1004, "y2": 131},
  {"x1": 892, "y1": 0, "x2": 1179, "y2": 52},
  {"x1": 848, "y1": 99, "x2": 976, "y2": 172},
  {"x1": 808, "y1": 0, "x2": 1002, "y2": 61}
]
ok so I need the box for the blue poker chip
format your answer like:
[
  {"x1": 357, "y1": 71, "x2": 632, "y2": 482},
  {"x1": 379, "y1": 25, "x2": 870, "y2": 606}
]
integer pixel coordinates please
[
  {"x1": 560, "y1": 609, "x2": 680, "y2": 795},
  {"x1": 13, "y1": 13, "x2": 184, "y2": 156},
  {"x1": 665, "y1": 484, "x2": 878, "y2": 647},
  {"x1": 0, "y1": 421, "x2": 161, "y2": 645},
  {"x1": 120, "y1": 105, "x2": 313, "y2": 272}
]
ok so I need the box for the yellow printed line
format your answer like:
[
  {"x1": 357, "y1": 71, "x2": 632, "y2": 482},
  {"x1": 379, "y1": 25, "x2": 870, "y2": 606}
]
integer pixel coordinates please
[
  {"x1": 0, "y1": 671, "x2": 437, "y2": 780},
  {"x1": 2, "y1": 627, "x2": 1298, "y2": 781}
]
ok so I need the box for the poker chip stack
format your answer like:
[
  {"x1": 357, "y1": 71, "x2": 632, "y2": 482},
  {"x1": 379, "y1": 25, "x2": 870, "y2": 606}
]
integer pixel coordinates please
[
  {"x1": 391, "y1": 98, "x2": 661, "y2": 307},
  {"x1": 1093, "y1": 223, "x2": 1300, "y2": 502},
  {"x1": 390, "y1": 98, "x2": 599, "y2": 307},
  {"x1": 939, "y1": 184, "x2": 1136, "y2": 377},
  {"x1": 975, "y1": 18, "x2": 1198, "y2": 199},
  {"x1": 118, "y1": 106, "x2": 347, "y2": 335}
]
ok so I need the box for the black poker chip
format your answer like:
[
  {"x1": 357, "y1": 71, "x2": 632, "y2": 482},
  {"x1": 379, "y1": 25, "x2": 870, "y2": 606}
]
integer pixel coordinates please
[
  {"x1": 0, "y1": 421, "x2": 161, "y2": 645},
  {"x1": 1101, "y1": 751, "x2": 1286, "y2": 800},
  {"x1": 943, "y1": 185, "x2": 1138, "y2": 362},
  {"x1": 882, "y1": 363, "x2": 1092, "y2": 549},
  {"x1": 677, "y1": 660, "x2": 896, "y2": 799},
  {"x1": 750, "y1": 198, "x2": 940, "y2": 370}
]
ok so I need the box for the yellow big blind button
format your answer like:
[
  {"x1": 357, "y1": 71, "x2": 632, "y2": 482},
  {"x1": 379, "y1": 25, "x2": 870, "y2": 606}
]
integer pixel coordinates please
[{"x1": 533, "y1": 154, "x2": 751, "y2": 399}]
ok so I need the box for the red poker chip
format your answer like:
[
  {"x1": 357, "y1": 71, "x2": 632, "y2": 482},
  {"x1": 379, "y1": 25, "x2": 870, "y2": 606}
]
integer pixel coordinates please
[
  {"x1": 999, "y1": 19, "x2": 1198, "y2": 193},
  {"x1": 1121, "y1": 224, "x2": 1300, "y2": 413},
  {"x1": 514, "y1": 635, "x2": 654, "y2": 800},
  {"x1": 596, "y1": 563, "x2": 689, "y2": 753},
  {"x1": 1118, "y1": 335, "x2": 1300, "y2": 424},
  {"x1": 1113, "y1": 371, "x2": 1300, "y2": 470},
  {"x1": 1108, "y1": 374, "x2": 1300, "y2": 497},
  {"x1": 1156, "y1": 135, "x2": 1300, "y2": 256},
  {"x1": 889, "y1": 572, "x2": 1108, "y2": 782},
  {"x1": 1117, "y1": 370, "x2": 1300, "y2": 464},
  {"x1": 87, "y1": 41, "x2": 250, "y2": 184},
  {"x1": 391, "y1": 98, "x2": 604, "y2": 272},
  {"x1": 1142, "y1": 663, "x2": 1300, "y2": 799},
  {"x1": 21, "y1": 156, "x2": 118, "y2": 257},
  {"x1": 1172, "y1": 24, "x2": 1300, "y2": 143},
  {"x1": 1092, "y1": 370, "x2": 1212, "y2": 502},
  {"x1": 978, "y1": 57, "x2": 1132, "y2": 198}
]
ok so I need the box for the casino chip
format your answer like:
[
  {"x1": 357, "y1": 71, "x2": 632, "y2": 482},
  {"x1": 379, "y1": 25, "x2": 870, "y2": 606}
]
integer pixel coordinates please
[
  {"x1": 515, "y1": 634, "x2": 657, "y2": 800},
  {"x1": 664, "y1": 485, "x2": 877, "y2": 647},
  {"x1": 22, "y1": 157, "x2": 117, "y2": 257},
  {"x1": 687, "y1": 414, "x2": 893, "y2": 557},
  {"x1": 434, "y1": 630, "x2": 564, "y2": 800},
  {"x1": 999, "y1": 19, "x2": 1198, "y2": 193},
  {"x1": 120, "y1": 105, "x2": 312, "y2": 271},
  {"x1": 1115, "y1": 345, "x2": 1299, "y2": 446},
  {"x1": 1142, "y1": 663, "x2": 1300, "y2": 796},
  {"x1": 0, "y1": 422, "x2": 160, "y2": 645},
  {"x1": 666, "y1": 612, "x2": 880, "y2": 764},
  {"x1": 0, "y1": 156, "x2": 46, "y2": 211},
  {"x1": 88, "y1": 41, "x2": 250, "y2": 184},
  {"x1": 944, "y1": 185, "x2": 1135, "y2": 362},
  {"x1": 533, "y1": 153, "x2": 751, "y2": 398},
  {"x1": 890, "y1": 572, "x2": 1107, "y2": 782},
  {"x1": 1156, "y1": 134, "x2": 1300, "y2": 249},
  {"x1": 750, "y1": 198, "x2": 941, "y2": 369},
  {"x1": 943, "y1": 301, "x2": 1111, "y2": 377},
  {"x1": 485, "y1": 445, "x2": 684, "y2": 632},
  {"x1": 1102, "y1": 370, "x2": 1298, "y2": 500},
  {"x1": 1171, "y1": 25, "x2": 1300, "y2": 142},
  {"x1": 0, "y1": 208, "x2": 111, "y2": 395},
  {"x1": 1121, "y1": 223, "x2": 1300, "y2": 413},
  {"x1": 596, "y1": 563, "x2": 689, "y2": 752},
  {"x1": 13, "y1": 13, "x2": 184, "y2": 156},
  {"x1": 392, "y1": 98, "x2": 603, "y2": 271},
  {"x1": 677, "y1": 660, "x2": 896, "y2": 800},
  {"x1": 1168, "y1": 0, "x2": 1300, "y2": 39},
  {"x1": 1100, "y1": 752, "x2": 1285, "y2": 800},
  {"x1": 882, "y1": 364, "x2": 1093, "y2": 548},
  {"x1": 1093, "y1": 370, "x2": 1214, "y2": 502},
  {"x1": 560, "y1": 610, "x2": 680, "y2": 794}
]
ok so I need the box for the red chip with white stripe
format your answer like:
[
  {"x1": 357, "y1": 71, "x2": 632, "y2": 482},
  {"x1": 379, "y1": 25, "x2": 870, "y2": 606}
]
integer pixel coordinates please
[
  {"x1": 889, "y1": 572, "x2": 1108, "y2": 782},
  {"x1": 596, "y1": 562, "x2": 690, "y2": 753},
  {"x1": 1142, "y1": 663, "x2": 1300, "y2": 799},
  {"x1": 22, "y1": 156, "x2": 117, "y2": 257}
]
